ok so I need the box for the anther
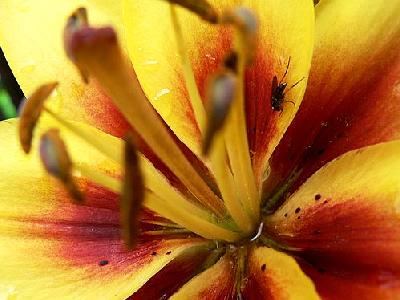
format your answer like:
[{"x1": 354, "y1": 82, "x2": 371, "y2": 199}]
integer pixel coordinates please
[
  {"x1": 19, "y1": 82, "x2": 58, "y2": 154},
  {"x1": 39, "y1": 129, "x2": 83, "y2": 203},
  {"x1": 64, "y1": 7, "x2": 91, "y2": 83},
  {"x1": 121, "y1": 134, "x2": 145, "y2": 249},
  {"x1": 203, "y1": 72, "x2": 237, "y2": 155},
  {"x1": 163, "y1": 0, "x2": 219, "y2": 23}
]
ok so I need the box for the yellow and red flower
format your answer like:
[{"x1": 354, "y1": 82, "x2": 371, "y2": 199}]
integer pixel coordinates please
[{"x1": 0, "y1": 0, "x2": 399, "y2": 299}]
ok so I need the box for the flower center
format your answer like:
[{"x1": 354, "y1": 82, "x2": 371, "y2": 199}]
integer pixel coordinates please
[{"x1": 19, "y1": 0, "x2": 271, "y2": 248}]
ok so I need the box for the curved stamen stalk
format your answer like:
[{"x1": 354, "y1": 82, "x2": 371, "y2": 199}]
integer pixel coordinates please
[{"x1": 170, "y1": 4, "x2": 206, "y2": 134}]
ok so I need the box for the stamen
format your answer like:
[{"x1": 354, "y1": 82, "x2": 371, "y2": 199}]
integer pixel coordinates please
[
  {"x1": 120, "y1": 135, "x2": 145, "y2": 249},
  {"x1": 145, "y1": 191, "x2": 241, "y2": 242},
  {"x1": 64, "y1": 21, "x2": 225, "y2": 216},
  {"x1": 170, "y1": 5, "x2": 206, "y2": 134},
  {"x1": 204, "y1": 71, "x2": 254, "y2": 234},
  {"x1": 220, "y1": 8, "x2": 260, "y2": 219},
  {"x1": 162, "y1": 0, "x2": 218, "y2": 23},
  {"x1": 39, "y1": 129, "x2": 83, "y2": 203},
  {"x1": 19, "y1": 82, "x2": 58, "y2": 153}
]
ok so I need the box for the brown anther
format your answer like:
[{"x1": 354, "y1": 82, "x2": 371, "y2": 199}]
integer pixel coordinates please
[
  {"x1": 19, "y1": 82, "x2": 59, "y2": 154},
  {"x1": 220, "y1": 7, "x2": 258, "y2": 64},
  {"x1": 64, "y1": 22, "x2": 117, "y2": 84},
  {"x1": 314, "y1": 0, "x2": 320, "y2": 5},
  {"x1": 203, "y1": 72, "x2": 237, "y2": 155},
  {"x1": 164, "y1": 0, "x2": 218, "y2": 23},
  {"x1": 64, "y1": 7, "x2": 90, "y2": 83},
  {"x1": 121, "y1": 134, "x2": 145, "y2": 249},
  {"x1": 39, "y1": 129, "x2": 83, "y2": 203}
]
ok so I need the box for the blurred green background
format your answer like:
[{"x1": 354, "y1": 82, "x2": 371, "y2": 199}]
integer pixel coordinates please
[
  {"x1": 0, "y1": 47, "x2": 23, "y2": 120},
  {"x1": 0, "y1": 81, "x2": 17, "y2": 120}
]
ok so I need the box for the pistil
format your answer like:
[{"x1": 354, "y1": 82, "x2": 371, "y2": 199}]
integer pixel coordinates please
[{"x1": 64, "y1": 13, "x2": 225, "y2": 217}]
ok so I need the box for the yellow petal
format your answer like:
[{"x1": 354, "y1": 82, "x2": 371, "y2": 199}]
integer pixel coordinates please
[
  {"x1": 170, "y1": 255, "x2": 235, "y2": 299},
  {"x1": 265, "y1": 0, "x2": 400, "y2": 203},
  {"x1": 123, "y1": 0, "x2": 314, "y2": 170},
  {"x1": 266, "y1": 141, "x2": 400, "y2": 277},
  {"x1": 242, "y1": 247, "x2": 320, "y2": 299},
  {"x1": 0, "y1": 0, "x2": 130, "y2": 136},
  {"x1": 0, "y1": 119, "x2": 207, "y2": 299}
]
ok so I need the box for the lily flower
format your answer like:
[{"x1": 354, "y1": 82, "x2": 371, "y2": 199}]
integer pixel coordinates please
[{"x1": 0, "y1": 0, "x2": 399, "y2": 299}]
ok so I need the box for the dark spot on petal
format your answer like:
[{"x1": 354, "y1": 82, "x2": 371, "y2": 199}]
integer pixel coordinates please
[
  {"x1": 315, "y1": 194, "x2": 321, "y2": 201},
  {"x1": 166, "y1": 251, "x2": 172, "y2": 255},
  {"x1": 99, "y1": 260, "x2": 109, "y2": 266},
  {"x1": 261, "y1": 264, "x2": 267, "y2": 271},
  {"x1": 295, "y1": 207, "x2": 301, "y2": 214},
  {"x1": 313, "y1": 229, "x2": 321, "y2": 235},
  {"x1": 323, "y1": 200, "x2": 329, "y2": 204},
  {"x1": 297, "y1": 216, "x2": 301, "y2": 220},
  {"x1": 317, "y1": 148, "x2": 325, "y2": 155},
  {"x1": 318, "y1": 267, "x2": 326, "y2": 274},
  {"x1": 151, "y1": 251, "x2": 157, "y2": 256},
  {"x1": 284, "y1": 213, "x2": 288, "y2": 218}
]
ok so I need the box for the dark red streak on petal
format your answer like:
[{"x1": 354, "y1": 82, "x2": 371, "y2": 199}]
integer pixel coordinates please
[
  {"x1": 197, "y1": 266, "x2": 236, "y2": 300},
  {"x1": 242, "y1": 265, "x2": 283, "y2": 300},
  {"x1": 265, "y1": 198, "x2": 400, "y2": 273},
  {"x1": 76, "y1": 80, "x2": 132, "y2": 138},
  {"x1": 245, "y1": 48, "x2": 278, "y2": 184},
  {"x1": 128, "y1": 246, "x2": 212, "y2": 299},
  {"x1": 298, "y1": 258, "x2": 400, "y2": 300},
  {"x1": 15, "y1": 180, "x2": 198, "y2": 271}
]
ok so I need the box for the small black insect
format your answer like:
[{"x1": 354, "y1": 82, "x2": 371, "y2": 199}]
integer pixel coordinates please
[{"x1": 271, "y1": 57, "x2": 305, "y2": 113}]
